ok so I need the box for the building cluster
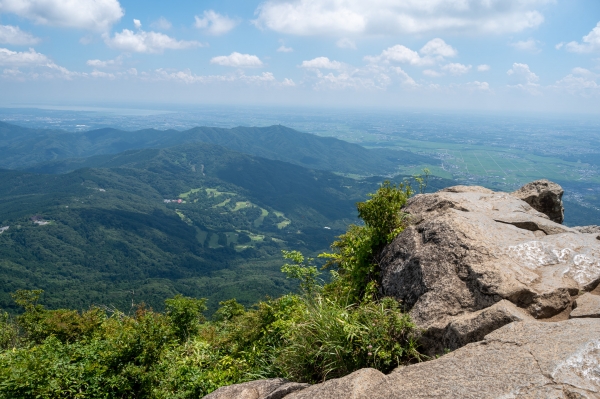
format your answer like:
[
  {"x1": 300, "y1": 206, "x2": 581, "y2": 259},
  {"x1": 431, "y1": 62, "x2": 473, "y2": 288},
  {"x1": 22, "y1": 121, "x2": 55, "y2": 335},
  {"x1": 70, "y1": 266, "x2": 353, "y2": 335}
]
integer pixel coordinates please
[{"x1": 31, "y1": 215, "x2": 50, "y2": 225}]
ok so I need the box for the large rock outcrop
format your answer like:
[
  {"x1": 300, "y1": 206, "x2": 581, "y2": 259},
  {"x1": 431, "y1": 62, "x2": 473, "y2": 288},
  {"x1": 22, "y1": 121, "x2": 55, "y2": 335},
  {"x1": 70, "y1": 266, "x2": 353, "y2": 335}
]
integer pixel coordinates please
[
  {"x1": 202, "y1": 180, "x2": 600, "y2": 399},
  {"x1": 204, "y1": 319, "x2": 600, "y2": 398},
  {"x1": 379, "y1": 181, "x2": 600, "y2": 353}
]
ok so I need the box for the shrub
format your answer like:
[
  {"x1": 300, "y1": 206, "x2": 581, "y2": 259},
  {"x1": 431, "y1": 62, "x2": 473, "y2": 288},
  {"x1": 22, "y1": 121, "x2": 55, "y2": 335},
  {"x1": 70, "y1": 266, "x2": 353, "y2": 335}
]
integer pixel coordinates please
[
  {"x1": 0, "y1": 311, "x2": 19, "y2": 350},
  {"x1": 213, "y1": 299, "x2": 245, "y2": 322},
  {"x1": 321, "y1": 181, "x2": 412, "y2": 302},
  {"x1": 165, "y1": 295, "x2": 207, "y2": 341},
  {"x1": 276, "y1": 296, "x2": 420, "y2": 383}
]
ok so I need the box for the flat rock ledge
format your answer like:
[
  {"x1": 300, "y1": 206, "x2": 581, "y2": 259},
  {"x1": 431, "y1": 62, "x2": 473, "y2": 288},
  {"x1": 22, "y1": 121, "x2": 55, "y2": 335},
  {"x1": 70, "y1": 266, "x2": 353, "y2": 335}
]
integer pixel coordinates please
[
  {"x1": 203, "y1": 379, "x2": 309, "y2": 399},
  {"x1": 204, "y1": 319, "x2": 600, "y2": 399},
  {"x1": 571, "y1": 293, "x2": 600, "y2": 319}
]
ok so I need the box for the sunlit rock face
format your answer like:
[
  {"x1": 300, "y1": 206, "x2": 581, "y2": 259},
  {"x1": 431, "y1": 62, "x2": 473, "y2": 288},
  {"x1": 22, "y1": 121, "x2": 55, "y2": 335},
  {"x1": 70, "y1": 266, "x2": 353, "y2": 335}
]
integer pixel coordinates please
[
  {"x1": 379, "y1": 181, "x2": 600, "y2": 354},
  {"x1": 511, "y1": 179, "x2": 565, "y2": 224}
]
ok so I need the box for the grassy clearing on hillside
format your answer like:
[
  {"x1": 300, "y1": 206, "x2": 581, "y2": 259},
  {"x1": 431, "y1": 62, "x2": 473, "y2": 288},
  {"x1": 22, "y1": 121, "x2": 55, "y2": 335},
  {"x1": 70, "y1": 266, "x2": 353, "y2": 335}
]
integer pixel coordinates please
[
  {"x1": 233, "y1": 201, "x2": 252, "y2": 211},
  {"x1": 274, "y1": 211, "x2": 291, "y2": 229},
  {"x1": 205, "y1": 188, "x2": 236, "y2": 197},
  {"x1": 179, "y1": 188, "x2": 202, "y2": 199},
  {"x1": 213, "y1": 198, "x2": 231, "y2": 208}
]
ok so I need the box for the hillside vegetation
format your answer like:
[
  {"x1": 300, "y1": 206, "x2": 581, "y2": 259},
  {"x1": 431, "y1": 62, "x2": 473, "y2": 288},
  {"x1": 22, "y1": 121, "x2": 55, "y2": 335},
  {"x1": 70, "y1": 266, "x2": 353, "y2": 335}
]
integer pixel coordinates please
[
  {"x1": 0, "y1": 142, "x2": 388, "y2": 313},
  {"x1": 0, "y1": 182, "x2": 423, "y2": 398},
  {"x1": 0, "y1": 126, "x2": 454, "y2": 314},
  {"x1": 0, "y1": 122, "x2": 436, "y2": 174}
]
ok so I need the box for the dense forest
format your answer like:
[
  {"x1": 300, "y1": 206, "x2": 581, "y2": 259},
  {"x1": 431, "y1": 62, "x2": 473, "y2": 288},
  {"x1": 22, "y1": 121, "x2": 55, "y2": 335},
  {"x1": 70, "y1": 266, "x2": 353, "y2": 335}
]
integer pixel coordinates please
[
  {"x1": 0, "y1": 137, "x2": 454, "y2": 313},
  {"x1": 0, "y1": 121, "x2": 436, "y2": 174}
]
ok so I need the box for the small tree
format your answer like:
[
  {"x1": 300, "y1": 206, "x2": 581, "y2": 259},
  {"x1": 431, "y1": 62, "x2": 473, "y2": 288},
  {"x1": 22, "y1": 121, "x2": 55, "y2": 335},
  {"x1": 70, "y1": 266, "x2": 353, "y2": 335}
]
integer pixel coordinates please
[
  {"x1": 321, "y1": 181, "x2": 412, "y2": 303},
  {"x1": 214, "y1": 299, "x2": 246, "y2": 322},
  {"x1": 281, "y1": 250, "x2": 321, "y2": 296},
  {"x1": 12, "y1": 289, "x2": 46, "y2": 343},
  {"x1": 165, "y1": 295, "x2": 207, "y2": 342}
]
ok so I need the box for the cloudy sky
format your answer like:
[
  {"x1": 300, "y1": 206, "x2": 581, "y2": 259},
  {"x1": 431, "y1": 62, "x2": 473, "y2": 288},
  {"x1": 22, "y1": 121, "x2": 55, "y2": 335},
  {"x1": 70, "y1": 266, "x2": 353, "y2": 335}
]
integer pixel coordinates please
[{"x1": 1, "y1": 0, "x2": 599, "y2": 113}]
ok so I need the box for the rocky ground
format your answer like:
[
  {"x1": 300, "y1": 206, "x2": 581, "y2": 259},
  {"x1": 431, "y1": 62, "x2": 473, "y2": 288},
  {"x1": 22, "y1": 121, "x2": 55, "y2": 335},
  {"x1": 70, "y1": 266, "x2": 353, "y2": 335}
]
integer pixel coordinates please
[{"x1": 204, "y1": 180, "x2": 600, "y2": 399}]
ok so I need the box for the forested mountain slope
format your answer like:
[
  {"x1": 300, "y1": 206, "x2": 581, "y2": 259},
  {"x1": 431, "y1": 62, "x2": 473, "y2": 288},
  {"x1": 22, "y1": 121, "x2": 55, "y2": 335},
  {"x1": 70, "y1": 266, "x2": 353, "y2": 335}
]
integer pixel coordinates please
[
  {"x1": 0, "y1": 142, "x2": 453, "y2": 313},
  {"x1": 0, "y1": 122, "x2": 436, "y2": 174}
]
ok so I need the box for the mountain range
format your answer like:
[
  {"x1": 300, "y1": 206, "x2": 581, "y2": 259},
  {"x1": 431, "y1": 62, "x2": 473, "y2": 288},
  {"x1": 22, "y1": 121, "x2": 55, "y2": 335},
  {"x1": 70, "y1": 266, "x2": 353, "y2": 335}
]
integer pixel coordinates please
[
  {"x1": 0, "y1": 122, "x2": 451, "y2": 313},
  {"x1": 0, "y1": 121, "x2": 436, "y2": 174}
]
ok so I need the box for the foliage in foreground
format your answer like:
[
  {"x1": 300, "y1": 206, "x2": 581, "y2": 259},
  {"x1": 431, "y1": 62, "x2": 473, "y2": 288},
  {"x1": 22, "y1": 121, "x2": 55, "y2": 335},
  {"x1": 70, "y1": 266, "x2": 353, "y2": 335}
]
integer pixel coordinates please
[{"x1": 0, "y1": 180, "x2": 423, "y2": 398}]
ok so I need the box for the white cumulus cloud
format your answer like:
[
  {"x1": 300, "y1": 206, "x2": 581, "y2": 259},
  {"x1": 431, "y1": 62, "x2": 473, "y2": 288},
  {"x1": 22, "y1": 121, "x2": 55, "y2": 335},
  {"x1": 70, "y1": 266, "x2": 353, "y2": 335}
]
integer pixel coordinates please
[
  {"x1": 148, "y1": 69, "x2": 289, "y2": 86},
  {"x1": 0, "y1": 0, "x2": 124, "y2": 31},
  {"x1": 365, "y1": 39, "x2": 456, "y2": 66},
  {"x1": 507, "y1": 62, "x2": 539, "y2": 93},
  {"x1": 151, "y1": 17, "x2": 171, "y2": 31},
  {"x1": 553, "y1": 67, "x2": 599, "y2": 95},
  {"x1": 90, "y1": 69, "x2": 115, "y2": 79},
  {"x1": 336, "y1": 38, "x2": 356, "y2": 49},
  {"x1": 507, "y1": 62, "x2": 539, "y2": 84},
  {"x1": 277, "y1": 45, "x2": 293, "y2": 52},
  {"x1": 253, "y1": 0, "x2": 551, "y2": 36},
  {"x1": 301, "y1": 57, "x2": 342, "y2": 69},
  {"x1": 0, "y1": 47, "x2": 48, "y2": 66},
  {"x1": 210, "y1": 52, "x2": 263, "y2": 67},
  {"x1": 423, "y1": 69, "x2": 443, "y2": 77},
  {"x1": 104, "y1": 29, "x2": 203, "y2": 54},
  {"x1": 477, "y1": 64, "x2": 491, "y2": 72},
  {"x1": 0, "y1": 47, "x2": 83, "y2": 80},
  {"x1": 194, "y1": 10, "x2": 238, "y2": 36},
  {"x1": 86, "y1": 55, "x2": 125, "y2": 68},
  {"x1": 441, "y1": 63, "x2": 471, "y2": 75},
  {"x1": 466, "y1": 81, "x2": 491, "y2": 91},
  {"x1": 564, "y1": 22, "x2": 600, "y2": 53},
  {"x1": 300, "y1": 56, "x2": 418, "y2": 90},
  {"x1": 510, "y1": 38, "x2": 541, "y2": 53},
  {"x1": 0, "y1": 24, "x2": 39, "y2": 45},
  {"x1": 420, "y1": 38, "x2": 457, "y2": 57}
]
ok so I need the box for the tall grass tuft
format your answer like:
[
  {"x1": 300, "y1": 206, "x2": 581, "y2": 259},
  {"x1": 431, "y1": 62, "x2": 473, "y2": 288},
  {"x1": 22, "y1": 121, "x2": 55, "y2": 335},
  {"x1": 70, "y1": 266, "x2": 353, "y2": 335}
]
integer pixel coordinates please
[{"x1": 276, "y1": 296, "x2": 420, "y2": 383}]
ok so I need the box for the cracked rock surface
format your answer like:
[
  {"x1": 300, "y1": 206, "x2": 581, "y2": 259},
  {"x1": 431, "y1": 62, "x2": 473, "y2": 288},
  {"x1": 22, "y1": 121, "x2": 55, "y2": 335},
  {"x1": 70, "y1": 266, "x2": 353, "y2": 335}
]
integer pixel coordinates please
[
  {"x1": 511, "y1": 179, "x2": 565, "y2": 224},
  {"x1": 377, "y1": 319, "x2": 600, "y2": 399},
  {"x1": 203, "y1": 379, "x2": 309, "y2": 399},
  {"x1": 379, "y1": 182, "x2": 600, "y2": 354}
]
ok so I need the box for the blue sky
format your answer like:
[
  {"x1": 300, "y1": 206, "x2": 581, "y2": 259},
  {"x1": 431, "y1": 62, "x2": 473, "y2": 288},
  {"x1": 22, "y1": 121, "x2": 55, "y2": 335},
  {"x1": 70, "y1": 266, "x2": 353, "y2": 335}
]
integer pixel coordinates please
[{"x1": 1, "y1": 0, "x2": 600, "y2": 113}]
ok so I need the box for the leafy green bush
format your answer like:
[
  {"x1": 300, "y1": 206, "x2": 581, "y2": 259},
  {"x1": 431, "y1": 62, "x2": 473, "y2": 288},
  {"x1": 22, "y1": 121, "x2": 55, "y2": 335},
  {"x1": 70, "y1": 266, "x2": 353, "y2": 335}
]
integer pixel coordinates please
[
  {"x1": 165, "y1": 295, "x2": 207, "y2": 342},
  {"x1": 0, "y1": 311, "x2": 19, "y2": 350},
  {"x1": 321, "y1": 181, "x2": 412, "y2": 302}
]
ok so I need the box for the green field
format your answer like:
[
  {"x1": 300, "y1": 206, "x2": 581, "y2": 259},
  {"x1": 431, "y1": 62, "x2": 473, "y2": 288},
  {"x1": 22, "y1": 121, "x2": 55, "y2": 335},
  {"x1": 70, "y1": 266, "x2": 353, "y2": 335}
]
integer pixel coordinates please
[{"x1": 382, "y1": 138, "x2": 600, "y2": 191}]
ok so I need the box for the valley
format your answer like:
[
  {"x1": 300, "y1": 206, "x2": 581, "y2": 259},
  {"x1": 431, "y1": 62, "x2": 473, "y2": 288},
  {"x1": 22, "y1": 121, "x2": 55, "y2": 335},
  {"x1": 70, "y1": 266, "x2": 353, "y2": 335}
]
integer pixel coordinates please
[
  {"x1": 0, "y1": 113, "x2": 597, "y2": 315},
  {"x1": 0, "y1": 127, "x2": 452, "y2": 314}
]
